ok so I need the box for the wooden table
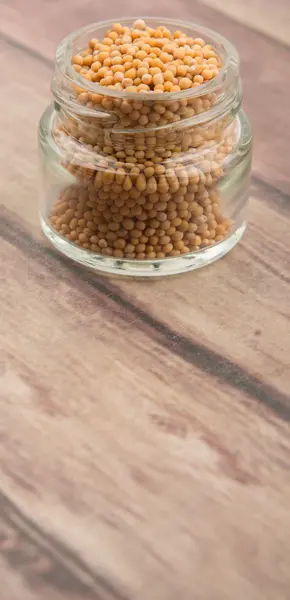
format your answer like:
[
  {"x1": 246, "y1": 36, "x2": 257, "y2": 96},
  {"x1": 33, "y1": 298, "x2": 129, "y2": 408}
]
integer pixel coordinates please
[{"x1": 1, "y1": 1, "x2": 290, "y2": 598}]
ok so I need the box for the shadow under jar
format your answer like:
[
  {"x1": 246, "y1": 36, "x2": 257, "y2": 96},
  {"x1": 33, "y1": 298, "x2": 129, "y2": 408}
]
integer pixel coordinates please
[{"x1": 38, "y1": 17, "x2": 252, "y2": 277}]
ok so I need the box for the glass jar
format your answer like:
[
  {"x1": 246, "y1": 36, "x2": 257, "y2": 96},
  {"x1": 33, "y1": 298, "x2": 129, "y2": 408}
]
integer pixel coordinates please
[{"x1": 38, "y1": 18, "x2": 252, "y2": 277}]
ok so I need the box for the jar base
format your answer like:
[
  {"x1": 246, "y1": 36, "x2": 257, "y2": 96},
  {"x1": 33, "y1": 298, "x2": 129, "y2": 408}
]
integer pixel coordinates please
[{"x1": 41, "y1": 216, "x2": 246, "y2": 278}]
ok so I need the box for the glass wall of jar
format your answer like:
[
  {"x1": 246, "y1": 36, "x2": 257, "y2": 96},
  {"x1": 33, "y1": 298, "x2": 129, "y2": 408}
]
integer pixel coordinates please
[{"x1": 38, "y1": 18, "x2": 252, "y2": 277}]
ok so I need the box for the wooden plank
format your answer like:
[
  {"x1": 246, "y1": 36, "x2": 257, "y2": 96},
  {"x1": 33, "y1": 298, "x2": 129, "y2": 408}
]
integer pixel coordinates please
[
  {"x1": 0, "y1": 558, "x2": 47, "y2": 600},
  {"x1": 0, "y1": 489, "x2": 122, "y2": 600},
  {"x1": 1, "y1": 0, "x2": 290, "y2": 193},
  {"x1": 3, "y1": 206, "x2": 290, "y2": 420},
  {"x1": 0, "y1": 40, "x2": 289, "y2": 402},
  {"x1": 199, "y1": 0, "x2": 290, "y2": 47},
  {"x1": 1, "y1": 238, "x2": 290, "y2": 600}
]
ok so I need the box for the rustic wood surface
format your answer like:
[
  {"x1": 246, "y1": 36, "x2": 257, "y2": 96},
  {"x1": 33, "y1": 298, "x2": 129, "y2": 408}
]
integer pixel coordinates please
[{"x1": 0, "y1": 1, "x2": 290, "y2": 599}]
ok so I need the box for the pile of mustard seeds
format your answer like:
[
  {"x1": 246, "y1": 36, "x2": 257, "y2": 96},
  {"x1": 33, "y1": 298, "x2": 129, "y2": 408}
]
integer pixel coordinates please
[
  {"x1": 50, "y1": 20, "x2": 233, "y2": 260},
  {"x1": 72, "y1": 19, "x2": 222, "y2": 93}
]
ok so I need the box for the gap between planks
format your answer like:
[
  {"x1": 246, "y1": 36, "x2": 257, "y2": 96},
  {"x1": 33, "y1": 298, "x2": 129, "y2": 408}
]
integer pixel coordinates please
[{"x1": 1, "y1": 206, "x2": 290, "y2": 423}]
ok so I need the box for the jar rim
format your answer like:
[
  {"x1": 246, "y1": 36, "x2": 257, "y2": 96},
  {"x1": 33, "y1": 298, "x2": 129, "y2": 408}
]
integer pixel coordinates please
[{"x1": 56, "y1": 16, "x2": 239, "y2": 102}]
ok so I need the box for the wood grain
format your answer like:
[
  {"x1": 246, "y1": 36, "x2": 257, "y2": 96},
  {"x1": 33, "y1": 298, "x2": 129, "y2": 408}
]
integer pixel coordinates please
[
  {"x1": 0, "y1": 1, "x2": 290, "y2": 599},
  {"x1": 199, "y1": 0, "x2": 290, "y2": 46},
  {"x1": 1, "y1": 236, "x2": 290, "y2": 600}
]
